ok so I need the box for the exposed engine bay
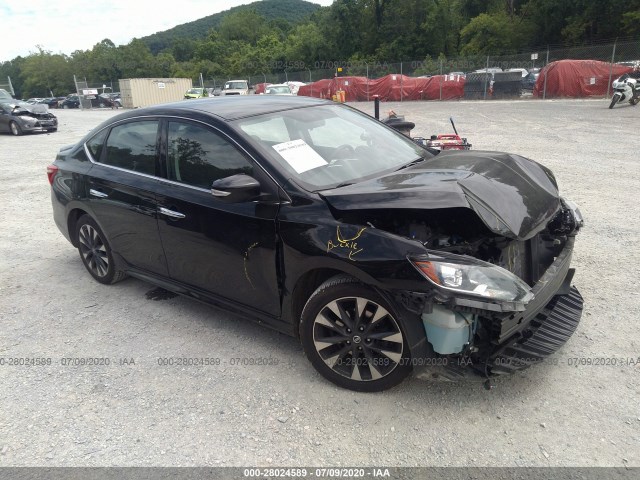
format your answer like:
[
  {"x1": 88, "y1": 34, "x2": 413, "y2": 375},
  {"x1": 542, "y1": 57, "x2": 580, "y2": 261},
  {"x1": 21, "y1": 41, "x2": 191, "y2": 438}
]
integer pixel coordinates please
[
  {"x1": 11, "y1": 104, "x2": 57, "y2": 121},
  {"x1": 0, "y1": 101, "x2": 58, "y2": 135},
  {"x1": 336, "y1": 201, "x2": 582, "y2": 377},
  {"x1": 338, "y1": 203, "x2": 579, "y2": 286}
]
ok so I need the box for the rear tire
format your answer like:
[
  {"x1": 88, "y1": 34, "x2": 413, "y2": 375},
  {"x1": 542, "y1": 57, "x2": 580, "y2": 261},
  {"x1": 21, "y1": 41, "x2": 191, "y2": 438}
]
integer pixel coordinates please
[
  {"x1": 609, "y1": 93, "x2": 621, "y2": 109},
  {"x1": 631, "y1": 95, "x2": 639, "y2": 106},
  {"x1": 9, "y1": 121, "x2": 22, "y2": 136},
  {"x1": 75, "y1": 215, "x2": 126, "y2": 285},
  {"x1": 300, "y1": 275, "x2": 412, "y2": 392}
]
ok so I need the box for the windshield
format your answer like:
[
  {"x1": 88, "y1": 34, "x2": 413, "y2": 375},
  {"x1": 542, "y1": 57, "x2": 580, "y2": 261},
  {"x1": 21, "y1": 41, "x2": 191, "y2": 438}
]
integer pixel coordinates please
[
  {"x1": 225, "y1": 81, "x2": 248, "y2": 90},
  {"x1": 187, "y1": 88, "x2": 203, "y2": 94},
  {"x1": 234, "y1": 104, "x2": 432, "y2": 191}
]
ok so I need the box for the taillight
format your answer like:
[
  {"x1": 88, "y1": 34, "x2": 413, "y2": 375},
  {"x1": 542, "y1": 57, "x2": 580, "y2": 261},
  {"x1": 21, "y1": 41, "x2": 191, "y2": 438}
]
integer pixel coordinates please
[{"x1": 46, "y1": 164, "x2": 59, "y2": 185}]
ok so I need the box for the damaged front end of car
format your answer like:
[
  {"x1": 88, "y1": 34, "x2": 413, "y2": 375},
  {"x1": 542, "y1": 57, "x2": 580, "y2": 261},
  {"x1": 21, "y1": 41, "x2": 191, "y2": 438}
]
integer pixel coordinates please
[
  {"x1": 8, "y1": 103, "x2": 58, "y2": 133},
  {"x1": 320, "y1": 150, "x2": 584, "y2": 382}
]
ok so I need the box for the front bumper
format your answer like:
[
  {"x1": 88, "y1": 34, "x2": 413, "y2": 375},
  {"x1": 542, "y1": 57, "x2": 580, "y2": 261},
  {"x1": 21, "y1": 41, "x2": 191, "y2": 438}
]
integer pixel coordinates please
[
  {"x1": 412, "y1": 236, "x2": 583, "y2": 380},
  {"x1": 488, "y1": 286, "x2": 583, "y2": 374},
  {"x1": 19, "y1": 118, "x2": 57, "y2": 132}
]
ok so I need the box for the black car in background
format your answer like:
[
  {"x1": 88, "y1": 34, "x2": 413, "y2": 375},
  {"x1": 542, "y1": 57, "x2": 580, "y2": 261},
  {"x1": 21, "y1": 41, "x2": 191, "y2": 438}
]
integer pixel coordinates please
[
  {"x1": 36, "y1": 97, "x2": 64, "y2": 108},
  {"x1": 48, "y1": 96, "x2": 584, "y2": 391},
  {"x1": 522, "y1": 70, "x2": 540, "y2": 92},
  {"x1": 58, "y1": 95, "x2": 81, "y2": 108},
  {"x1": 59, "y1": 94, "x2": 114, "y2": 109}
]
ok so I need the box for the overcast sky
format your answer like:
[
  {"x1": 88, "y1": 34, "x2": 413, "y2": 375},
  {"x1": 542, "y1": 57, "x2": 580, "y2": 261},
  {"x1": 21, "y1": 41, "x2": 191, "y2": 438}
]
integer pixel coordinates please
[{"x1": 0, "y1": 0, "x2": 334, "y2": 62}]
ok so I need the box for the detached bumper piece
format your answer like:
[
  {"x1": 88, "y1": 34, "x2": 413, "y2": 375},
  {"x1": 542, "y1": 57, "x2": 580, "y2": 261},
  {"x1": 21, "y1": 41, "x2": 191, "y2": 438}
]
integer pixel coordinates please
[{"x1": 489, "y1": 286, "x2": 583, "y2": 374}]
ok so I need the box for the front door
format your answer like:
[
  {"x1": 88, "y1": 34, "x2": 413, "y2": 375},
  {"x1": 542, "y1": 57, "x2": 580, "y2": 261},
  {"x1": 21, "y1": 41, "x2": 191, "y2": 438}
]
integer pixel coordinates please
[{"x1": 155, "y1": 119, "x2": 281, "y2": 317}]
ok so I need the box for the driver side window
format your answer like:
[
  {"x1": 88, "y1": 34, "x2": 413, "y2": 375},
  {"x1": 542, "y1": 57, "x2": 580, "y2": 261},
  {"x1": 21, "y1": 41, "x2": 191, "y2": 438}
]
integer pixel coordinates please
[{"x1": 167, "y1": 121, "x2": 253, "y2": 189}]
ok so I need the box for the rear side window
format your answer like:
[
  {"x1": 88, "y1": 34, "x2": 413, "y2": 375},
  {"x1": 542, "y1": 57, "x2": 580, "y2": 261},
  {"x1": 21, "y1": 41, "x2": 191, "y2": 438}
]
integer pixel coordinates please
[
  {"x1": 101, "y1": 121, "x2": 159, "y2": 175},
  {"x1": 167, "y1": 121, "x2": 253, "y2": 189},
  {"x1": 85, "y1": 129, "x2": 108, "y2": 161}
]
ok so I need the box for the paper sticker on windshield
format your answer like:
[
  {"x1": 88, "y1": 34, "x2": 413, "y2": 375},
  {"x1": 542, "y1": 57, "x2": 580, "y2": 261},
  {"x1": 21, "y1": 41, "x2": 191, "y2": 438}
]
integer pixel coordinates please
[{"x1": 272, "y1": 139, "x2": 327, "y2": 174}]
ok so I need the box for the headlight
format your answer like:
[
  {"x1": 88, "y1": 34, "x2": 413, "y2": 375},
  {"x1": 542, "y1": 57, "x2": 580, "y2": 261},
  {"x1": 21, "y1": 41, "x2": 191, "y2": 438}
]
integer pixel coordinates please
[
  {"x1": 410, "y1": 252, "x2": 534, "y2": 303},
  {"x1": 564, "y1": 199, "x2": 584, "y2": 229}
]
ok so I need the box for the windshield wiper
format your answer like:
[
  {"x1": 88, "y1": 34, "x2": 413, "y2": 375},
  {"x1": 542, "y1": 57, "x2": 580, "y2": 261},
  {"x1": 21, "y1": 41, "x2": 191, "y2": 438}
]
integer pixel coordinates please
[{"x1": 396, "y1": 157, "x2": 426, "y2": 171}]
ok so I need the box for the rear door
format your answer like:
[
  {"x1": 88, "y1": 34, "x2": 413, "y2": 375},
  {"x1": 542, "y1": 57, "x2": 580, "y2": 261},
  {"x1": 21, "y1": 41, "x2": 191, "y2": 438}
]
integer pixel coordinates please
[
  {"x1": 155, "y1": 119, "x2": 281, "y2": 316},
  {"x1": 85, "y1": 119, "x2": 168, "y2": 276}
]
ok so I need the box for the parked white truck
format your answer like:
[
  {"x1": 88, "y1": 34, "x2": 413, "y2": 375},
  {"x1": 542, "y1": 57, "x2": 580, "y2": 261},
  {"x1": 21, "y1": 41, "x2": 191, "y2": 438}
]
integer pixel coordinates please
[{"x1": 221, "y1": 80, "x2": 250, "y2": 95}]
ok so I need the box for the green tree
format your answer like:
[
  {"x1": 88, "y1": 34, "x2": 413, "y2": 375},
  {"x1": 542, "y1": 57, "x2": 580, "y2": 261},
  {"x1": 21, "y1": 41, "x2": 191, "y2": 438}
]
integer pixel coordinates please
[
  {"x1": 460, "y1": 11, "x2": 533, "y2": 54},
  {"x1": 0, "y1": 57, "x2": 25, "y2": 97},
  {"x1": 87, "y1": 39, "x2": 122, "y2": 84},
  {"x1": 421, "y1": 0, "x2": 464, "y2": 57},
  {"x1": 285, "y1": 23, "x2": 326, "y2": 66},
  {"x1": 171, "y1": 38, "x2": 197, "y2": 62},
  {"x1": 219, "y1": 10, "x2": 269, "y2": 45},
  {"x1": 20, "y1": 47, "x2": 73, "y2": 97},
  {"x1": 117, "y1": 39, "x2": 157, "y2": 78}
]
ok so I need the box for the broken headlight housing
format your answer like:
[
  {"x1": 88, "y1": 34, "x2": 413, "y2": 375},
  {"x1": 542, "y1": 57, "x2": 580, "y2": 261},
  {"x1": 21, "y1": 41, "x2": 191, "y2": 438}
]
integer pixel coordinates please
[{"x1": 410, "y1": 252, "x2": 534, "y2": 303}]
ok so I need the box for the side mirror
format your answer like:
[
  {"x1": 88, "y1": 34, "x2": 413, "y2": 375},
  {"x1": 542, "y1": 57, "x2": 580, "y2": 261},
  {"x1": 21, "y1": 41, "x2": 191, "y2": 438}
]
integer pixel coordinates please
[{"x1": 210, "y1": 174, "x2": 261, "y2": 203}]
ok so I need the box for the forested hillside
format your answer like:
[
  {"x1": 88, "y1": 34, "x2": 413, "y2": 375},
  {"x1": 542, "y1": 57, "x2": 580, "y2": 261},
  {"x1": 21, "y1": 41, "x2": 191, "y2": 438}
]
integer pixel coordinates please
[
  {"x1": 2, "y1": 0, "x2": 639, "y2": 98},
  {"x1": 141, "y1": 0, "x2": 321, "y2": 54}
]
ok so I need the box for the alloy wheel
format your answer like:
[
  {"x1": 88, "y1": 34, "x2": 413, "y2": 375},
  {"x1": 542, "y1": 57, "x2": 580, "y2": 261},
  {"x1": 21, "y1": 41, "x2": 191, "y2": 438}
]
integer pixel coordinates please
[
  {"x1": 78, "y1": 224, "x2": 109, "y2": 278},
  {"x1": 312, "y1": 296, "x2": 404, "y2": 382}
]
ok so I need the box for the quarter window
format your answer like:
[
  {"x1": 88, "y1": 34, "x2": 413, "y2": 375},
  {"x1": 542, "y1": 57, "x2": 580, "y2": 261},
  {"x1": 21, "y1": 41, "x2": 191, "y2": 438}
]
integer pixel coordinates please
[
  {"x1": 85, "y1": 129, "x2": 108, "y2": 161},
  {"x1": 167, "y1": 121, "x2": 253, "y2": 189},
  {"x1": 101, "y1": 121, "x2": 159, "y2": 175}
]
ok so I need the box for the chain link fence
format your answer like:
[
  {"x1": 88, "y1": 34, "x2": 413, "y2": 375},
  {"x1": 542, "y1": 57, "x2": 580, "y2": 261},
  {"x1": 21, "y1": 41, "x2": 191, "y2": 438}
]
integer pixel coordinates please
[{"x1": 200, "y1": 39, "x2": 639, "y2": 101}]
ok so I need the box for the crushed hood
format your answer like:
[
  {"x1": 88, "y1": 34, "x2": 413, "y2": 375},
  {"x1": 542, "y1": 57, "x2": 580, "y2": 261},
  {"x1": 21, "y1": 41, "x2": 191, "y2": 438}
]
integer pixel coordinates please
[
  {"x1": 9, "y1": 102, "x2": 49, "y2": 115},
  {"x1": 320, "y1": 150, "x2": 561, "y2": 240}
]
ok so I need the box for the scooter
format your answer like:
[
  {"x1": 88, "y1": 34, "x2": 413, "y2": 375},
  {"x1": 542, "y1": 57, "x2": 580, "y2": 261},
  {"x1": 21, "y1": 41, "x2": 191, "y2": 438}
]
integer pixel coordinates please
[{"x1": 609, "y1": 73, "x2": 640, "y2": 109}]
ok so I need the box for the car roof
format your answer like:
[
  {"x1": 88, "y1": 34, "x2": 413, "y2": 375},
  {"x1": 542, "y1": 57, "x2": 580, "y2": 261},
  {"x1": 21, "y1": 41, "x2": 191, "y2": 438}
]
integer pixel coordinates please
[{"x1": 122, "y1": 95, "x2": 333, "y2": 121}]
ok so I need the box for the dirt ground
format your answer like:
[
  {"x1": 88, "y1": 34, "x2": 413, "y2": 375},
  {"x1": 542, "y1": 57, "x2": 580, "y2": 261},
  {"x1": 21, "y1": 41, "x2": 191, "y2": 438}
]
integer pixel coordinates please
[{"x1": 0, "y1": 98, "x2": 638, "y2": 467}]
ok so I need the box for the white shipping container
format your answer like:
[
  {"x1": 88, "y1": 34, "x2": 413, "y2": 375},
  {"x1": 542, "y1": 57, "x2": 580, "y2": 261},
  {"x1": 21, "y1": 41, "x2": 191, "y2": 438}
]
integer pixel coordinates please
[{"x1": 119, "y1": 78, "x2": 193, "y2": 108}]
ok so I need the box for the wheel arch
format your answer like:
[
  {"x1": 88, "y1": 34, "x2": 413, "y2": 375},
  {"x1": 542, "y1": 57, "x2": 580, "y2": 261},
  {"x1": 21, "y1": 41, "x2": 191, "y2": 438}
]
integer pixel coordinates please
[
  {"x1": 288, "y1": 267, "x2": 346, "y2": 338},
  {"x1": 67, "y1": 208, "x2": 90, "y2": 247}
]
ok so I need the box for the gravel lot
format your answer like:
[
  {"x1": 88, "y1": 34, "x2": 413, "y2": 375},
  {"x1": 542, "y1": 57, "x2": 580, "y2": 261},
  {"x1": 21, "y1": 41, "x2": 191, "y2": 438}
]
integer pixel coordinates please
[{"x1": 0, "y1": 99, "x2": 638, "y2": 468}]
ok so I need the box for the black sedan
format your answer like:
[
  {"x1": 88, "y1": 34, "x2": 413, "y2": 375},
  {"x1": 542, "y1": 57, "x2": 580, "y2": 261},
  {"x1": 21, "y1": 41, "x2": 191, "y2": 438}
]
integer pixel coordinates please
[
  {"x1": 48, "y1": 96, "x2": 584, "y2": 391},
  {"x1": 59, "y1": 94, "x2": 114, "y2": 109},
  {"x1": 0, "y1": 101, "x2": 58, "y2": 135},
  {"x1": 37, "y1": 97, "x2": 64, "y2": 108}
]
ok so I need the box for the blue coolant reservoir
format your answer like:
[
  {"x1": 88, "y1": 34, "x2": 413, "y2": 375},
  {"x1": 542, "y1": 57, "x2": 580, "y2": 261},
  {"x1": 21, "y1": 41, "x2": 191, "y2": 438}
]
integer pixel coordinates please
[{"x1": 421, "y1": 305, "x2": 473, "y2": 354}]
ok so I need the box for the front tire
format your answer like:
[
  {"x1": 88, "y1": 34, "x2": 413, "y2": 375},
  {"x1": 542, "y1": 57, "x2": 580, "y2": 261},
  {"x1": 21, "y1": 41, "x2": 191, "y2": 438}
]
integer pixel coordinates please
[
  {"x1": 75, "y1": 215, "x2": 126, "y2": 285},
  {"x1": 300, "y1": 275, "x2": 412, "y2": 392},
  {"x1": 609, "y1": 93, "x2": 621, "y2": 109},
  {"x1": 9, "y1": 121, "x2": 22, "y2": 136}
]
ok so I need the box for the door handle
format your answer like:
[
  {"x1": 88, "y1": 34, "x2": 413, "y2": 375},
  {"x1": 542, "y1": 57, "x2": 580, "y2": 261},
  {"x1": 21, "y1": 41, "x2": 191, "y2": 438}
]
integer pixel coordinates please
[
  {"x1": 89, "y1": 188, "x2": 108, "y2": 198},
  {"x1": 159, "y1": 207, "x2": 186, "y2": 219}
]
